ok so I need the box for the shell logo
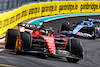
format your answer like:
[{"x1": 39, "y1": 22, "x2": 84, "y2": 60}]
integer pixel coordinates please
[{"x1": 47, "y1": 40, "x2": 53, "y2": 42}]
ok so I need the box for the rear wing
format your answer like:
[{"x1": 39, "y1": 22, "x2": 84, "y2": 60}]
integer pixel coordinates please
[
  {"x1": 88, "y1": 18, "x2": 100, "y2": 23},
  {"x1": 18, "y1": 23, "x2": 37, "y2": 30},
  {"x1": 18, "y1": 21, "x2": 48, "y2": 30}
]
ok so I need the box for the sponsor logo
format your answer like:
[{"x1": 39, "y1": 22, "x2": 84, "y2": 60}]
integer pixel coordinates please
[
  {"x1": 47, "y1": 40, "x2": 53, "y2": 42},
  {"x1": 45, "y1": 37, "x2": 54, "y2": 40},
  {"x1": 78, "y1": 32, "x2": 91, "y2": 37}
]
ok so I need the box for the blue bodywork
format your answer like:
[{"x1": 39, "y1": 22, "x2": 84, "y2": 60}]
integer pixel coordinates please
[
  {"x1": 72, "y1": 21, "x2": 94, "y2": 34},
  {"x1": 61, "y1": 18, "x2": 100, "y2": 38},
  {"x1": 88, "y1": 18, "x2": 100, "y2": 23}
]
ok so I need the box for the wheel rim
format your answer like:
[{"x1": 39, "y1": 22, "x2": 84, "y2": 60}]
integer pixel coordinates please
[
  {"x1": 14, "y1": 38, "x2": 22, "y2": 52},
  {"x1": 14, "y1": 39, "x2": 18, "y2": 52}
]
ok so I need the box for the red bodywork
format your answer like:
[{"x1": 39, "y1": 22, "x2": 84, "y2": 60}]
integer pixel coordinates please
[{"x1": 31, "y1": 29, "x2": 66, "y2": 55}]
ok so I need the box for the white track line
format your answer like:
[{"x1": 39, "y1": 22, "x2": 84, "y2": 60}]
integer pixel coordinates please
[{"x1": 0, "y1": 55, "x2": 17, "y2": 60}]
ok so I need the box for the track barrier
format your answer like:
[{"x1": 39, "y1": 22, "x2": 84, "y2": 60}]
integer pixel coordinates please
[{"x1": 0, "y1": 1, "x2": 100, "y2": 35}]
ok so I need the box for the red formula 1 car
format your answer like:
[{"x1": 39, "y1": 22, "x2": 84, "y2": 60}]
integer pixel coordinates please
[{"x1": 5, "y1": 22, "x2": 83, "y2": 63}]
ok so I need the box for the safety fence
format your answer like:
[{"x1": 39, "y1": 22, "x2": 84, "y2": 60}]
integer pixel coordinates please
[
  {"x1": 0, "y1": 0, "x2": 21, "y2": 12},
  {"x1": 0, "y1": 0, "x2": 97, "y2": 13},
  {"x1": 0, "y1": 1, "x2": 100, "y2": 35},
  {"x1": 0, "y1": 0, "x2": 48, "y2": 13}
]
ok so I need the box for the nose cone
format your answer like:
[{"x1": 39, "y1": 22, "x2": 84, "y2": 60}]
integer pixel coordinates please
[
  {"x1": 46, "y1": 38, "x2": 56, "y2": 55},
  {"x1": 72, "y1": 25, "x2": 83, "y2": 34},
  {"x1": 49, "y1": 47, "x2": 56, "y2": 55}
]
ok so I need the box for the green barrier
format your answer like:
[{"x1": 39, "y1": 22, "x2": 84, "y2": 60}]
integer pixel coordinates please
[{"x1": 0, "y1": 1, "x2": 100, "y2": 35}]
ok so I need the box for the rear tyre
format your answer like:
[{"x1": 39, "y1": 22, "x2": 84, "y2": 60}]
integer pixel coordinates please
[
  {"x1": 5, "y1": 29, "x2": 19, "y2": 49},
  {"x1": 66, "y1": 38, "x2": 83, "y2": 63},
  {"x1": 67, "y1": 58, "x2": 79, "y2": 63}
]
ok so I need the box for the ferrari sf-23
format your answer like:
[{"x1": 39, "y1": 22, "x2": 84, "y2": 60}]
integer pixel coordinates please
[
  {"x1": 5, "y1": 21, "x2": 83, "y2": 63},
  {"x1": 59, "y1": 18, "x2": 100, "y2": 39}
]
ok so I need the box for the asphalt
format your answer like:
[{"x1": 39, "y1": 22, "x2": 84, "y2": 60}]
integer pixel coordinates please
[{"x1": 0, "y1": 16, "x2": 100, "y2": 67}]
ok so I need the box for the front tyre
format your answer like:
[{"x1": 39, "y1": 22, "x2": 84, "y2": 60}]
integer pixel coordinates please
[
  {"x1": 67, "y1": 58, "x2": 79, "y2": 63},
  {"x1": 66, "y1": 38, "x2": 83, "y2": 63},
  {"x1": 20, "y1": 32, "x2": 32, "y2": 51},
  {"x1": 41, "y1": 54, "x2": 48, "y2": 59}
]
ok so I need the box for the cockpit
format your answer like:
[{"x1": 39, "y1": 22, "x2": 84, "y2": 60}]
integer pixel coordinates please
[
  {"x1": 80, "y1": 21, "x2": 93, "y2": 27},
  {"x1": 84, "y1": 22, "x2": 88, "y2": 25},
  {"x1": 80, "y1": 21, "x2": 90, "y2": 25},
  {"x1": 40, "y1": 26, "x2": 54, "y2": 35}
]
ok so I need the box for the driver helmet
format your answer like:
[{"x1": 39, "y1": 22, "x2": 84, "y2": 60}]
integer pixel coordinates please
[
  {"x1": 40, "y1": 30, "x2": 46, "y2": 34},
  {"x1": 66, "y1": 22, "x2": 70, "y2": 25},
  {"x1": 91, "y1": 22, "x2": 93, "y2": 24},
  {"x1": 84, "y1": 22, "x2": 88, "y2": 25}
]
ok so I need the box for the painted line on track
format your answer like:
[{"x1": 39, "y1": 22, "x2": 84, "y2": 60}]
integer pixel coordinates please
[{"x1": 0, "y1": 55, "x2": 17, "y2": 60}]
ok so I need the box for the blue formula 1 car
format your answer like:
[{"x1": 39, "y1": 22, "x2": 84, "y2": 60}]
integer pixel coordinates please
[{"x1": 58, "y1": 18, "x2": 100, "y2": 39}]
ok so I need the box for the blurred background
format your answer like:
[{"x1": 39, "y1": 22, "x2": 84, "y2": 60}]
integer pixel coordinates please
[{"x1": 0, "y1": 0, "x2": 99, "y2": 13}]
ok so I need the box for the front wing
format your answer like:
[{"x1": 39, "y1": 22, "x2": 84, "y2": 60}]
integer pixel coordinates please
[
  {"x1": 56, "y1": 50, "x2": 82, "y2": 59},
  {"x1": 61, "y1": 31, "x2": 93, "y2": 38},
  {"x1": 88, "y1": 18, "x2": 100, "y2": 23}
]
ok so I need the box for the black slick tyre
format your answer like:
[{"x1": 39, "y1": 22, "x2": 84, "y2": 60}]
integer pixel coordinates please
[
  {"x1": 61, "y1": 22, "x2": 70, "y2": 31},
  {"x1": 16, "y1": 50, "x2": 21, "y2": 55},
  {"x1": 66, "y1": 38, "x2": 83, "y2": 63},
  {"x1": 20, "y1": 32, "x2": 32, "y2": 51},
  {"x1": 5, "y1": 29, "x2": 20, "y2": 49},
  {"x1": 41, "y1": 54, "x2": 48, "y2": 59},
  {"x1": 67, "y1": 58, "x2": 79, "y2": 63}
]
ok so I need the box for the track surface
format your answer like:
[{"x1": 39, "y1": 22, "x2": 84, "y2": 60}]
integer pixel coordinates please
[{"x1": 0, "y1": 16, "x2": 100, "y2": 67}]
